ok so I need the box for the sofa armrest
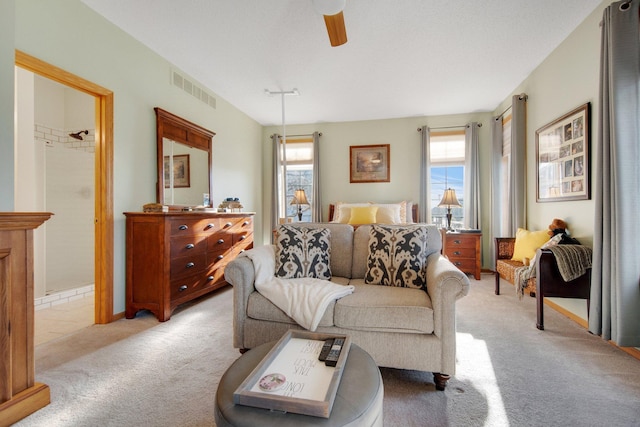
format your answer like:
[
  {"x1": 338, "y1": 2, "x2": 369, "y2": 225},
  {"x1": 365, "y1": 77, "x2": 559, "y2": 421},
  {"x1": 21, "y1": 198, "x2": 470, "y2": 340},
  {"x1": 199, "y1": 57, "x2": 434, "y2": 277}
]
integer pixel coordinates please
[
  {"x1": 224, "y1": 256, "x2": 256, "y2": 349},
  {"x1": 425, "y1": 253, "x2": 470, "y2": 334},
  {"x1": 424, "y1": 252, "x2": 470, "y2": 374}
]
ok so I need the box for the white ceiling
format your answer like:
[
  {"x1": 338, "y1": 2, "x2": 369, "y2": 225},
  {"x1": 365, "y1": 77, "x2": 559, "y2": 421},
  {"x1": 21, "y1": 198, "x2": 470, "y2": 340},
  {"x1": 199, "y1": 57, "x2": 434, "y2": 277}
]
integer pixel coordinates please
[{"x1": 82, "y1": 0, "x2": 602, "y2": 126}]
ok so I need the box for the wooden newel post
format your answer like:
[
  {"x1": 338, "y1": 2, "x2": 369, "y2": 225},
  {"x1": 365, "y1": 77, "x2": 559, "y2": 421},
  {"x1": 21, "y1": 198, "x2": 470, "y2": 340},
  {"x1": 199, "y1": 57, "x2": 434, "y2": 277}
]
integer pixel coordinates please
[{"x1": 0, "y1": 212, "x2": 53, "y2": 427}]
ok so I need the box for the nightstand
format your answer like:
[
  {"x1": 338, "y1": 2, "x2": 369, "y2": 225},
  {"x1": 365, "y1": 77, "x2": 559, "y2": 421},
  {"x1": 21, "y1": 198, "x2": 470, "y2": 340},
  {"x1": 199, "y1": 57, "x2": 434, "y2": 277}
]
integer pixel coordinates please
[{"x1": 440, "y1": 229, "x2": 482, "y2": 280}]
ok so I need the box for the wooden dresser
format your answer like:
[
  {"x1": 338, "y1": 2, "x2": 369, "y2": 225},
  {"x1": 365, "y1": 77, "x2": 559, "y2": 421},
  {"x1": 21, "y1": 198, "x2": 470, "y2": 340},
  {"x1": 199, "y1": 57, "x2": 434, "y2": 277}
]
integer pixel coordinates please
[
  {"x1": 440, "y1": 229, "x2": 482, "y2": 280},
  {"x1": 124, "y1": 212, "x2": 254, "y2": 321}
]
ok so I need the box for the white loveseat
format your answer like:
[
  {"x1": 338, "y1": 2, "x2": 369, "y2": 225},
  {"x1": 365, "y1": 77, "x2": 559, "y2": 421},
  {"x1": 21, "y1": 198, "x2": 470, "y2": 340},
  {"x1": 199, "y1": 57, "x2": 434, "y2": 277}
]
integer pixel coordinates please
[{"x1": 224, "y1": 222, "x2": 470, "y2": 389}]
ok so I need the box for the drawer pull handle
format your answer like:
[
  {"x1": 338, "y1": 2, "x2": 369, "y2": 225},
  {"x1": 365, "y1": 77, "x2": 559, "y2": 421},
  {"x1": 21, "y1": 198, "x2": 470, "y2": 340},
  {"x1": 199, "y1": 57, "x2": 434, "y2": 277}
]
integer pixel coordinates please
[
  {"x1": 178, "y1": 224, "x2": 188, "y2": 231},
  {"x1": 224, "y1": 222, "x2": 233, "y2": 228},
  {"x1": 454, "y1": 262, "x2": 462, "y2": 266},
  {"x1": 217, "y1": 255, "x2": 224, "y2": 260},
  {"x1": 239, "y1": 249, "x2": 245, "y2": 254},
  {"x1": 206, "y1": 223, "x2": 215, "y2": 229},
  {"x1": 179, "y1": 285, "x2": 188, "y2": 292},
  {"x1": 217, "y1": 239, "x2": 225, "y2": 244},
  {"x1": 207, "y1": 276, "x2": 214, "y2": 281},
  {"x1": 453, "y1": 251, "x2": 461, "y2": 255},
  {"x1": 185, "y1": 243, "x2": 195, "y2": 249},
  {"x1": 243, "y1": 221, "x2": 250, "y2": 226},
  {"x1": 186, "y1": 262, "x2": 195, "y2": 268},
  {"x1": 453, "y1": 239, "x2": 461, "y2": 244},
  {"x1": 239, "y1": 235, "x2": 246, "y2": 241}
]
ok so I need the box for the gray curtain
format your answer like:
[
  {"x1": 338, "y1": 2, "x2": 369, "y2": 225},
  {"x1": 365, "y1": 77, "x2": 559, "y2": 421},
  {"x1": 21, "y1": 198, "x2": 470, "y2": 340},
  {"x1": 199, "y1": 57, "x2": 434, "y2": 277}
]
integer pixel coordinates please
[
  {"x1": 419, "y1": 126, "x2": 431, "y2": 223},
  {"x1": 311, "y1": 131, "x2": 322, "y2": 221},
  {"x1": 270, "y1": 134, "x2": 281, "y2": 241},
  {"x1": 590, "y1": 0, "x2": 640, "y2": 346},
  {"x1": 489, "y1": 116, "x2": 504, "y2": 268},
  {"x1": 464, "y1": 122, "x2": 481, "y2": 229},
  {"x1": 509, "y1": 94, "x2": 527, "y2": 234}
]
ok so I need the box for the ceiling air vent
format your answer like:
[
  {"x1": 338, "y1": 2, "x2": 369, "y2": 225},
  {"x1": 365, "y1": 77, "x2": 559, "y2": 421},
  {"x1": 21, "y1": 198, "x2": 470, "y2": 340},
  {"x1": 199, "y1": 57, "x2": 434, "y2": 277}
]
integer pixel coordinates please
[{"x1": 171, "y1": 69, "x2": 217, "y2": 109}]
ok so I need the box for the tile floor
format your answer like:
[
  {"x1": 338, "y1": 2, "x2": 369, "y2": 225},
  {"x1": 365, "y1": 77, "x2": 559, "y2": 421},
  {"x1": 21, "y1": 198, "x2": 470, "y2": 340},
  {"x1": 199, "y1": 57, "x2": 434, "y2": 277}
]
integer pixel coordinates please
[{"x1": 34, "y1": 296, "x2": 94, "y2": 346}]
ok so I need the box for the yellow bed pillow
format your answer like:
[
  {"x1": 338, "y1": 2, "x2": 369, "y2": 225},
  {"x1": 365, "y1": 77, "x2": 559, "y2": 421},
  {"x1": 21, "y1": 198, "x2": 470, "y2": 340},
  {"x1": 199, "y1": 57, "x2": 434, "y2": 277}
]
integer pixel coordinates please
[
  {"x1": 511, "y1": 228, "x2": 551, "y2": 263},
  {"x1": 348, "y1": 206, "x2": 379, "y2": 225}
]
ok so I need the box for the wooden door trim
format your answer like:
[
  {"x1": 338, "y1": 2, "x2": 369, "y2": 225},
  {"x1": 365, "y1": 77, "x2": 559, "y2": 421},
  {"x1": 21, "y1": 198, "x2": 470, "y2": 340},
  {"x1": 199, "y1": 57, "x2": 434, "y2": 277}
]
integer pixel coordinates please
[{"x1": 15, "y1": 50, "x2": 114, "y2": 324}]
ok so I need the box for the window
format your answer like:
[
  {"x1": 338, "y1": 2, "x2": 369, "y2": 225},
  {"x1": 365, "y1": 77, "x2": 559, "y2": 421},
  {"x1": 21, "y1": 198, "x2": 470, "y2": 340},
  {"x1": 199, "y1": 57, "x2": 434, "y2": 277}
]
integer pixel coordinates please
[
  {"x1": 430, "y1": 132, "x2": 465, "y2": 228},
  {"x1": 281, "y1": 139, "x2": 314, "y2": 222}
]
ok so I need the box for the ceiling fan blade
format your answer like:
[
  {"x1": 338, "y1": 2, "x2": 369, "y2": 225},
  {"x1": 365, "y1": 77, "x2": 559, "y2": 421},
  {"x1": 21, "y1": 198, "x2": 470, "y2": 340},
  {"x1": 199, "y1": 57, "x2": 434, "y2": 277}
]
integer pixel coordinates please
[{"x1": 323, "y1": 11, "x2": 347, "y2": 47}]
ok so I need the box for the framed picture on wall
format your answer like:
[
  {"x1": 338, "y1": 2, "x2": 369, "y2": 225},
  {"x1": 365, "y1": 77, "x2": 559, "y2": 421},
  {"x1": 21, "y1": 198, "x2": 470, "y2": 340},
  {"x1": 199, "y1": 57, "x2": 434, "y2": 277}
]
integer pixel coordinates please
[
  {"x1": 164, "y1": 154, "x2": 190, "y2": 188},
  {"x1": 535, "y1": 103, "x2": 590, "y2": 202},
  {"x1": 349, "y1": 144, "x2": 390, "y2": 183}
]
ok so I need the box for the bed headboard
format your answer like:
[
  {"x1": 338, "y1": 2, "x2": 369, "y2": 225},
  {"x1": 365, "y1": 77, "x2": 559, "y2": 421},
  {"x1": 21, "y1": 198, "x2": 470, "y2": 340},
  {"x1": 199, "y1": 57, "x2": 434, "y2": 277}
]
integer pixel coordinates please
[{"x1": 328, "y1": 203, "x2": 419, "y2": 223}]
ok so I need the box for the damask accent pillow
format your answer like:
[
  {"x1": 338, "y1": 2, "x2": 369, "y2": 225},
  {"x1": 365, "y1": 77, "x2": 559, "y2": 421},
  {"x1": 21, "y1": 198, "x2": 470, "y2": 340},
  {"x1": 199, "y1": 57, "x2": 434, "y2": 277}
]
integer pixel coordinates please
[
  {"x1": 275, "y1": 225, "x2": 331, "y2": 279},
  {"x1": 364, "y1": 225, "x2": 428, "y2": 290}
]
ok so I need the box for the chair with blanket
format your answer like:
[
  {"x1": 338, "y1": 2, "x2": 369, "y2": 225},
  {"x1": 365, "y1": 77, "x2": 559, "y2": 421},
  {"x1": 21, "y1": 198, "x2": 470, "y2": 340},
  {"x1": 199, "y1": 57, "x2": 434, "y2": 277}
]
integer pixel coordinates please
[{"x1": 495, "y1": 230, "x2": 592, "y2": 330}]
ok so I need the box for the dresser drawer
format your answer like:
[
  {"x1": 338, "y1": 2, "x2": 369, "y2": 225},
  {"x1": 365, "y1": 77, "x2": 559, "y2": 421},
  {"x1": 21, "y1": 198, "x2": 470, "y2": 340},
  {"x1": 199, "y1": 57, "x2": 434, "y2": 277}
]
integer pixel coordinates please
[
  {"x1": 170, "y1": 253, "x2": 207, "y2": 278},
  {"x1": 445, "y1": 235, "x2": 477, "y2": 249},
  {"x1": 169, "y1": 218, "x2": 219, "y2": 236},
  {"x1": 170, "y1": 235, "x2": 208, "y2": 258},
  {"x1": 444, "y1": 247, "x2": 476, "y2": 259},
  {"x1": 170, "y1": 272, "x2": 217, "y2": 300},
  {"x1": 207, "y1": 231, "x2": 234, "y2": 252},
  {"x1": 447, "y1": 258, "x2": 476, "y2": 272}
]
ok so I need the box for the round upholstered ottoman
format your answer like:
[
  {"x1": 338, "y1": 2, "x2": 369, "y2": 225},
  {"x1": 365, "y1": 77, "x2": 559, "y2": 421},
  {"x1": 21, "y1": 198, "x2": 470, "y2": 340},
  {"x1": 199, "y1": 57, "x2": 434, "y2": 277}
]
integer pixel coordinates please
[{"x1": 215, "y1": 342, "x2": 383, "y2": 427}]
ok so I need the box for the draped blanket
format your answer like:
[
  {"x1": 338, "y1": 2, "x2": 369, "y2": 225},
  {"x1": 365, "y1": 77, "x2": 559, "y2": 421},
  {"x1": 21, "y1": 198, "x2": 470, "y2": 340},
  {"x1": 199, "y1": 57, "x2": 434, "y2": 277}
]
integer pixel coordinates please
[
  {"x1": 548, "y1": 245, "x2": 592, "y2": 282},
  {"x1": 242, "y1": 245, "x2": 354, "y2": 331},
  {"x1": 515, "y1": 244, "x2": 592, "y2": 299}
]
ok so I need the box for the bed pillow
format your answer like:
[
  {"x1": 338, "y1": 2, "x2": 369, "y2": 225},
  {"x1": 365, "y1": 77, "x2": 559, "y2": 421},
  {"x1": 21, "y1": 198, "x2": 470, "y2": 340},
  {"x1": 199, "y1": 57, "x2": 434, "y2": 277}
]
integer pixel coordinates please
[
  {"x1": 275, "y1": 225, "x2": 331, "y2": 279},
  {"x1": 511, "y1": 228, "x2": 551, "y2": 264},
  {"x1": 348, "y1": 206, "x2": 379, "y2": 225},
  {"x1": 375, "y1": 204, "x2": 402, "y2": 224},
  {"x1": 370, "y1": 201, "x2": 407, "y2": 223},
  {"x1": 364, "y1": 224, "x2": 428, "y2": 290},
  {"x1": 332, "y1": 202, "x2": 370, "y2": 223}
]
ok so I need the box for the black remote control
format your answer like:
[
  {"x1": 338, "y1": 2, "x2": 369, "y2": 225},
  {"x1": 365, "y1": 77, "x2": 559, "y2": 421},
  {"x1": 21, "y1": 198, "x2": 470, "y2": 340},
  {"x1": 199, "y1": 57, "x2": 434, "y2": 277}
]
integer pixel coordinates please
[
  {"x1": 318, "y1": 338, "x2": 334, "y2": 361},
  {"x1": 324, "y1": 337, "x2": 345, "y2": 367}
]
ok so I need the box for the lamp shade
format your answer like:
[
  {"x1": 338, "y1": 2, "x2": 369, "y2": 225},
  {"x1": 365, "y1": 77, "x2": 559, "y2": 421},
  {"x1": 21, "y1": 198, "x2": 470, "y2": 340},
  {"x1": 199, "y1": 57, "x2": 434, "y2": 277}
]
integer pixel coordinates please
[
  {"x1": 438, "y1": 188, "x2": 461, "y2": 208},
  {"x1": 291, "y1": 189, "x2": 310, "y2": 205}
]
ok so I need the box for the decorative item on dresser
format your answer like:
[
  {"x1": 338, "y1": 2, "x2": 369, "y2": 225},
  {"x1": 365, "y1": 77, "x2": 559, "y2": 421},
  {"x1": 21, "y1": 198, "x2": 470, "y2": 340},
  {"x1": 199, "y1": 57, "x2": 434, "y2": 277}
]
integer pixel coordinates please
[
  {"x1": 124, "y1": 211, "x2": 254, "y2": 321},
  {"x1": 440, "y1": 229, "x2": 482, "y2": 280}
]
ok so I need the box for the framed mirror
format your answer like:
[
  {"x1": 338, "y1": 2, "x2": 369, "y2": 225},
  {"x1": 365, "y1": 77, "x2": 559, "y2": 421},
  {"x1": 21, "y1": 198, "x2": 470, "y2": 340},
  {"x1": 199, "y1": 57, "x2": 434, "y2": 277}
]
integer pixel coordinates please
[{"x1": 155, "y1": 108, "x2": 215, "y2": 207}]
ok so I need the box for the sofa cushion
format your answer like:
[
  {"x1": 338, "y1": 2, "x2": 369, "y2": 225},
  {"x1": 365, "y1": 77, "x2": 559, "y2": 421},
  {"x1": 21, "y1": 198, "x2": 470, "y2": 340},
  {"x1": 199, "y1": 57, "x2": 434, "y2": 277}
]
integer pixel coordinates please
[
  {"x1": 364, "y1": 224, "x2": 429, "y2": 290},
  {"x1": 247, "y1": 291, "x2": 335, "y2": 327},
  {"x1": 280, "y1": 223, "x2": 354, "y2": 278},
  {"x1": 334, "y1": 284, "x2": 434, "y2": 334},
  {"x1": 275, "y1": 225, "x2": 331, "y2": 279}
]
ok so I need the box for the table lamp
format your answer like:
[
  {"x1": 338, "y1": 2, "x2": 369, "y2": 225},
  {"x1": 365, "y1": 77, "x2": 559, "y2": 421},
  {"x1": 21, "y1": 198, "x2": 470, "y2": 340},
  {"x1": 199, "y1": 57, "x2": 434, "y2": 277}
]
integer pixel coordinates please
[
  {"x1": 438, "y1": 188, "x2": 461, "y2": 230},
  {"x1": 290, "y1": 189, "x2": 310, "y2": 221}
]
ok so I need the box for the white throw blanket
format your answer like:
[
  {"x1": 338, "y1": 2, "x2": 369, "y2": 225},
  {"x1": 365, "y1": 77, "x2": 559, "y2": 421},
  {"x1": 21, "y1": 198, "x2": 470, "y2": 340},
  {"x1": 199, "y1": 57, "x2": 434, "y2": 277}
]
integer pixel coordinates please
[{"x1": 243, "y1": 245, "x2": 354, "y2": 331}]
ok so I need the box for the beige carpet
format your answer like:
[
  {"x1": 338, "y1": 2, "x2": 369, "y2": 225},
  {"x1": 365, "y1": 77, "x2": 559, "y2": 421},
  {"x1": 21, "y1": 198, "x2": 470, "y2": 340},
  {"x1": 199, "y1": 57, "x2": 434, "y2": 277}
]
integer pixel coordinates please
[{"x1": 15, "y1": 274, "x2": 640, "y2": 426}]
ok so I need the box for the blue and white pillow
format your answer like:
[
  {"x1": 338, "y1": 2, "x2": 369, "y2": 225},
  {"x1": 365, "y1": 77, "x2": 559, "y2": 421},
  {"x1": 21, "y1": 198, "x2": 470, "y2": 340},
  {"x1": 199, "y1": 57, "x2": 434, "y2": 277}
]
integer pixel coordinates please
[
  {"x1": 275, "y1": 225, "x2": 331, "y2": 279},
  {"x1": 364, "y1": 224, "x2": 429, "y2": 290}
]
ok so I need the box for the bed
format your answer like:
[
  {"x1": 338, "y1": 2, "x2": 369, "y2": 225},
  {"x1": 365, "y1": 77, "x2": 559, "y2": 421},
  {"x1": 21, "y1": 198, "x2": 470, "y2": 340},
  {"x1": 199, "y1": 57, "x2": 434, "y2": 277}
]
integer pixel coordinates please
[{"x1": 328, "y1": 201, "x2": 419, "y2": 224}]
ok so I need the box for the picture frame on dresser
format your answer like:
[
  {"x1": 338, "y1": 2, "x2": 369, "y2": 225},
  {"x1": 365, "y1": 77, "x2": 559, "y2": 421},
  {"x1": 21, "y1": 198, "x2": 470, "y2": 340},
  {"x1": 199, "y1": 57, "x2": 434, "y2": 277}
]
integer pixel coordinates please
[{"x1": 535, "y1": 102, "x2": 590, "y2": 202}]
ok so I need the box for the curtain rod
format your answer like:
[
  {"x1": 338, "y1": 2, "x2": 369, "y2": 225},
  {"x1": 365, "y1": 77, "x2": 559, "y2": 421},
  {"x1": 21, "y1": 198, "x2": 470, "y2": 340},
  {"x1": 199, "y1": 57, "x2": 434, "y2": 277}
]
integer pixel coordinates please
[
  {"x1": 417, "y1": 123, "x2": 482, "y2": 132},
  {"x1": 270, "y1": 132, "x2": 322, "y2": 138}
]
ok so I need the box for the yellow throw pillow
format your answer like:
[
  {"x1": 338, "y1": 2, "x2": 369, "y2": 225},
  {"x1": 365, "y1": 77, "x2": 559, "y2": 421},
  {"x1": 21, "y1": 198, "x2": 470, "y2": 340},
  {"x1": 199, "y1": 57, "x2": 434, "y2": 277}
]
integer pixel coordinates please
[
  {"x1": 511, "y1": 228, "x2": 551, "y2": 263},
  {"x1": 348, "y1": 206, "x2": 379, "y2": 225}
]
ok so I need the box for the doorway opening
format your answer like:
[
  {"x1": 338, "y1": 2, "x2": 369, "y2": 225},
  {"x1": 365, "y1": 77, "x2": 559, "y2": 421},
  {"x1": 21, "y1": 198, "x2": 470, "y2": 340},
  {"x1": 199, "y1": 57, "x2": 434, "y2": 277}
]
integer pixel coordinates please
[{"x1": 15, "y1": 50, "x2": 114, "y2": 326}]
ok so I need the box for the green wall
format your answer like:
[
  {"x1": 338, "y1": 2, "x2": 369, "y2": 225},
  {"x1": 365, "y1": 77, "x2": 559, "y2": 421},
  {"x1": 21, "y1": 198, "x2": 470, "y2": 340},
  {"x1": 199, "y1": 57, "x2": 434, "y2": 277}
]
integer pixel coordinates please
[{"x1": 12, "y1": 0, "x2": 263, "y2": 314}]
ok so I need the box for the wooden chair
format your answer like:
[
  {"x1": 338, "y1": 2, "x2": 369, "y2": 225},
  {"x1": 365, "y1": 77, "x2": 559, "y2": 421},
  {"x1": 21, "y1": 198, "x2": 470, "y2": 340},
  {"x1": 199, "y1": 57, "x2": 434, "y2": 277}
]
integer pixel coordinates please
[{"x1": 494, "y1": 237, "x2": 591, "y2": 330}]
